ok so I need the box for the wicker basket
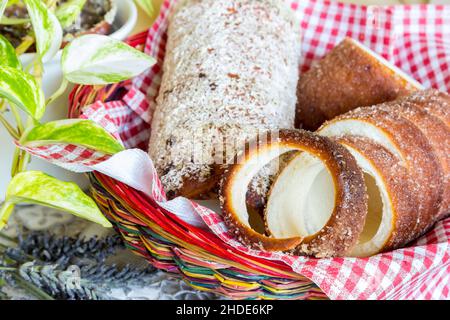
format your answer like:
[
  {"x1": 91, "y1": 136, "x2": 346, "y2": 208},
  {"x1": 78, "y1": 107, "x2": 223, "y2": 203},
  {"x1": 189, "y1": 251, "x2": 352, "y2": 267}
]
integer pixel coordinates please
[{"x1": 68, "y1": 32, "x2": 328, "y2": 300}]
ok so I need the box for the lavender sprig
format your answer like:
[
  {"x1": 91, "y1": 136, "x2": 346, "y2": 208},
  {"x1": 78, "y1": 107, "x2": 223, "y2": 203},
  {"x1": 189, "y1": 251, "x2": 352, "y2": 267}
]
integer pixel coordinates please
[
  {"x1": 17, "y1": 232, "x2": 124, "y2": 266},
  {"x1": 19, "y1": 262, "x2": 103, "y2": 300},
  {"x1": 80, "y1": 263, "x2": 154, "y2": 287},
  {"x1": 0, "y1": 232, "x2": 156, "y2": 300}
]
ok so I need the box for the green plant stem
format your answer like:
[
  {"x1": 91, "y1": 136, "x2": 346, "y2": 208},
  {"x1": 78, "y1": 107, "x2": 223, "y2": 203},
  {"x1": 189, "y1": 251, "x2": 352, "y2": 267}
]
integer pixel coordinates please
[
  {"x1": 0, "y1": 17, "x2": 30, "y2": 25},
  {"x1": 24, "y1": 61, "x2": 34, "y2": 74},
  {"x1": 15, "y1": 35, "x2": 35, "y2": 56},
  {"x1": 0, "y1": 232, "x2": 17, "y2": 245},
  {"x1": 10, "y1": 273, "x2": 55, "y2": 300},
  {"x1": 32, "y1": 57, "x2": 44, "y2": 85},
  {"x1": 10, "y1": 147, "x2": 21, "y2": 177},
  {"x1": 0, "y1": 202, "x2": 15, "y2": 230},
  {"x1": 46, "y1": 0, "x2": 58, "y2": 10},
  {"x1": 0, "y1": 241, "x2": 54, "y2": 300},
  {"x1": 0, "y1": 114, "x2": 20, "y2": 140},
  {"x1": 46, "y1": 78, "x2": 68, "y2": 106},
  {"x1": 0, "y1": 267, "x2": 16, "y2": 271},
  {"x1": 9, "y1": 56, "x2": 45, "y2": 179},
  {"x1": 17, "y1": 150, "x2": 30, "y2": 174},
  {"x1": 9, "y1": 104, "x2": 24, "y2": 134}
]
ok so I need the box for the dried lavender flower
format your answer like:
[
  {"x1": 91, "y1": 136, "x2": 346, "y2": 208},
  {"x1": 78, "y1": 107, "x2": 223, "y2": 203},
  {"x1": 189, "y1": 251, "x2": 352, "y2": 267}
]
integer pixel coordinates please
[
  {"x1": 0, "y1": 232, "x2": 158, "y2": 300},
  {"x1": 13, "y1": 261, "x2": 155, "y2": 300},
  {"x1": 18, "y1": 262, "x2": 106, "y2": 300},
  {"x1": 18, "y1": 232, "x2": 124, "y2": 265},
  {"x1": 80, "y1": 263, "x2": 154, "y2": 287}
]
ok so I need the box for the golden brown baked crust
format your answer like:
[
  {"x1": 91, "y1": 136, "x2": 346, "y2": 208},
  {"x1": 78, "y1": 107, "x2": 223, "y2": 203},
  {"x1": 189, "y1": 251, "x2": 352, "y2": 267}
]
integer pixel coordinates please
[
  {"x1": 166, "y1": 165, "x2": 223, "y2": 200},
  {"x1": 295, "y1": 37, "x2": 421, "y2": 131},
  {"x1": 221, "y1": 173, "x2": 303, "y2": 253},
  {"x1": 377, "y1": 93, "x2": 450, "y2": 222},
  {"x1": 337, "y1": 136, "x2": 418, "y2": 252},
  {"x1": 406, "y1": 89, "x2": 450, "y2": 127},
  {"x1": 220, "y1": 129, "x2": 367, "y2": 257},
  {"x1": 319, "y1": 105, "x2": 444, "y2": 236}
]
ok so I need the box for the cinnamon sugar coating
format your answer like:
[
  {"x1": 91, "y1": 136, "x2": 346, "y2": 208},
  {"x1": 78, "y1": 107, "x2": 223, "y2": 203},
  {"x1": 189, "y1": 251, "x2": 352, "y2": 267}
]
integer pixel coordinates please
[
  {"x1": 378, "y1": 91, "x2": 450, "y2": 221},
  {"x1": 295, "y1": 37, "x2": 419, "y2": 131},
  {"x1": 338, "y1": 136, "x2": 418, "y2": 250},
  {"x1": 404, "y1": 89, "x2": 450, "y2": 127},
  {"x1": 220, "y1": 129, "x2": 368, "y2": 257},
  {"x1": 325, "y1": 100, "x2": 444, "y2": 235}
]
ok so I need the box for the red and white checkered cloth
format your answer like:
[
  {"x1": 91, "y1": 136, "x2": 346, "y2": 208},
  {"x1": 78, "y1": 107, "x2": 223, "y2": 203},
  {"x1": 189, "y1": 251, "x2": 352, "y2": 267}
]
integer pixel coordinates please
[{"x1": 19, "y1": 0, "x2": 450, "y2": 300}]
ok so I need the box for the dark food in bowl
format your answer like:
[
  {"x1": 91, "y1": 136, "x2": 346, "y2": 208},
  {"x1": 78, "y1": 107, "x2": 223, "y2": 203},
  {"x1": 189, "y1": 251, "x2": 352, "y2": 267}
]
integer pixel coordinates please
[{"x1": 0, "y1": 0, "x2": 117, "y2": 51}]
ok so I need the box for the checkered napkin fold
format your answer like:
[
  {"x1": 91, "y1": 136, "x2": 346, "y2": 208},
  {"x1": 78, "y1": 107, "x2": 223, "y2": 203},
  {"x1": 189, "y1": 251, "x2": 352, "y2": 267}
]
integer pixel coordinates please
[{"x1": 18, "y1": 0, "x2": 450, "y2": 300}]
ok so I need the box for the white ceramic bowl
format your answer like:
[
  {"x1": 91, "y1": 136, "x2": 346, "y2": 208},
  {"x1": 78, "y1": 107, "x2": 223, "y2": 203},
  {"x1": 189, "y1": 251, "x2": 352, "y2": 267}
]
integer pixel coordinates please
[
  {"x1": 20, "y1": 0, "x2": 138, "y2": 65},
  {"x1": 0, "y1": 0, "x2": 138, "y2": 201}
]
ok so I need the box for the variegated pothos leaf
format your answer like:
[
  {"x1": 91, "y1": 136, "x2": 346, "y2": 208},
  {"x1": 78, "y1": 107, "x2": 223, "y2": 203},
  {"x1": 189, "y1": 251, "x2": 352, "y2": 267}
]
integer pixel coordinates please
[
  {"x1": 55, "y1": 0, "x2": 87, "y2": 28},
  {"x1": 134, "y1": 0, "x2": 154, "y2": 17},
  {"x1": 0, "y1": 34, "x2": 21, "y2": 68},
  {"x1": 0, "y1": 66, "x2": 45, "y2": 120},
  {"x1": 20, "y1": 119, "x2": 124, "y2": 154},
  {"x1": 24, "y1": 0, "x2": 63, "y2": 62},
  {"x1": 5, "y1": 171, "x2": 112, "y2": 227},
  {"x1": 61, "y1": 34, "x2": 156, "y2": 85},
  {"x1": 0, "y1": 0, "x2": 7, "y2": 18}
]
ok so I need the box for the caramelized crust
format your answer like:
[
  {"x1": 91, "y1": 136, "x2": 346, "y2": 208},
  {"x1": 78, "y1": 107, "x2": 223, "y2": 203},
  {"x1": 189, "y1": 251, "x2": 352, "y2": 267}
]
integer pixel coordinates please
[
  {"x1": 338, "y1": 136, "x2": 418, "y2": 252},
  {"x1": 405, "y1": 90, "x2": 450, "y2": 127},
  {"x1": 320, "y1": 105, "x2": 444, "y2": 236},
  {"x1": 377, "y1": 93, "x2": 450, "y2": 221},
  {"x1": 167, "y1": 165, "x2": 225, "y2": 199},
  {"x1": 295, "y1": 37, "x2": 421, "y2": 130},
  {"x1": 220, "y1": 129, "x2": 367, "y2": 257}
]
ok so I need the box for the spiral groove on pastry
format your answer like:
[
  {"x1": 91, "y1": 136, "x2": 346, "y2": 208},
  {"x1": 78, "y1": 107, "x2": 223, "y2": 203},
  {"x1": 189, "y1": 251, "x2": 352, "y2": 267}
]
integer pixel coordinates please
[
  {"x1": 336, "y1": 136, "x2": 417, "y2": 256},
  {"x1": 219, "y1": 90, "x2": 448, "y2": 257},
  {"x1": 318, "y1": 103, "x2": 444, "y2": 236},
  {"x1": 396, "y1": 90, "x2": 450, "y2": 221},
  {"x1": 220, "y1": 129, "x2": 368, "y2": 257}
]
